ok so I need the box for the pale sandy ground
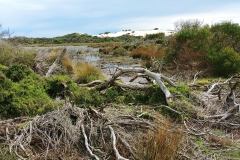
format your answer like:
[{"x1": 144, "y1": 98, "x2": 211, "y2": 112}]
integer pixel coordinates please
[{"x1": 96, "y1": 29, "x2": 173, "y2": 37}]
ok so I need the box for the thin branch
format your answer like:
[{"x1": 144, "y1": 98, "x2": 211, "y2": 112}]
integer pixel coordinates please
[
  {"x1": 108, "y1": 125, "x2": 129, "y2": 160},
  {"x1": 81, "y1": 124, "x2": 100, "y2": 160}
]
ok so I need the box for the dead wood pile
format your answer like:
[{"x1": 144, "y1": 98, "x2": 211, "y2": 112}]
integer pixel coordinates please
[{"x1": 1, "y1": 105, "x2": 157, "y2": 160}]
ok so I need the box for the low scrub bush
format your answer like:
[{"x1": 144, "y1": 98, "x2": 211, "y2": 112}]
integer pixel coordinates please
[
  {"x1": 75, "y1": 87, "x2": 104, "y2": 106},
  {"x1": 0, "y1": 71, "x2": 56, "y2": 119},
  {"x1": 72, "y1": 62, "x2": 103, "y2": 83},
  {"x1": 45, "y1": 75, "x2": 79, "y2": 99},
  {"x1": 113, "y1": 47, "x2": 128, "y2": 56},
  {"x1": 207, "y1": 47, "x2": 240, "y2": 76},
  {"x1": 5, "y1": 64, "x2": 34, "y2": 82},
  {"x1": 0, "y1": 40, "x2": 37, "y2": 67},
  {"x1": 75, "y1": 85, "x2": 167, "y2": 107}
]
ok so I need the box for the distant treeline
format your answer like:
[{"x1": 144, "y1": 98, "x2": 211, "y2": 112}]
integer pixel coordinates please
[{"x1": 8, "y1": 32, "x2": 166, "y2": 45}]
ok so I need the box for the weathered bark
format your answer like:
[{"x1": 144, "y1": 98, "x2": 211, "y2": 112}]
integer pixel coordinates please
[
  {"x1": 46, "y1": 48, "x2": 66, "y2": 77},
  {"x1": 113, "y1": 81, "x2": 149, "y2": 90},
  {"x1": 78, "y1": 80, "x2": 103, "y2": 87},
  {"x1": 225, "y1": 80, "x2": 240, "y2": 107}
]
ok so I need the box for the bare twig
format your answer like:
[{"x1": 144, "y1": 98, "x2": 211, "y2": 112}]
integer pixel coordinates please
[
  {"x1": 108, "y1": 126, "x2": 129, "y2": 160},
  {"x1": 81, "y1": 124, "x2": 100, "y2": 160}
]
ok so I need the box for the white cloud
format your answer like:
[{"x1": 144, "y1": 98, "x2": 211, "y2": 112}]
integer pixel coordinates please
[{"x1": 108, "y1": 3, "x2": 240, "y2": 32}]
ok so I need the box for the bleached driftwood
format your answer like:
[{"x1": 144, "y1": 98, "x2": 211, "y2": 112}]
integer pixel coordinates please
[
  {"x1": 96, "y1": 67, "x2": 177, "y2": 104},
  {"x1": 46, "y1": 48, "x2": 66, "y2": 77}
]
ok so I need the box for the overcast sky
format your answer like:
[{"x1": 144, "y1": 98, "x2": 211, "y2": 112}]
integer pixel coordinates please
[{"x1": 0, "y1": 0, "x2": 240, "y2": 38}]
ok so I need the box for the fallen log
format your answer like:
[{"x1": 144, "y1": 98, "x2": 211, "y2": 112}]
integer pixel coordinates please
[
  {"x1": 46, "y1": 48, "x2": 66, "y2": 77},
  {"x1": 95, "y1": 67, "x2": 177, "y2": 104}
]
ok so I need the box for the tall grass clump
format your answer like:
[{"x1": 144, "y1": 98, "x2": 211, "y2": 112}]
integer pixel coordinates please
[
  {"x1": 137, "y1": 120, "x2": 182, "y2": 160},
  {"x1": 130, "y1": 45, "x2": 165, "y2": 60},
  {"x1": 72, "y1": 62, "x2": 103, "y2": 83},
  {"x1": 0, "y1": 40, "x2": 37, "y2": 67},
  {"x1": 62, "y1": 55, "x2": 73, "y2": 74},
  {"x1": 45, "y1": 48, "x2": 61, "y2": 64}
]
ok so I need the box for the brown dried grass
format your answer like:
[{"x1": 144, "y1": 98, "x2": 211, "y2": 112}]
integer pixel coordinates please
[
  {"x1": 46, "y1": 48, "x2": 61, "y2": 64},
  {"x1": 130, "y1": 45, "x2": 165, "y2": 60},
  {"x1": 137, "y1": 120, "x2": 183, "y2": 160},
  {"x1": 62, "y1": 55, "x2": 73, "y2": 73},
  {"x1": 72, "y1": 62, "x2": 103, "y2": 83}
]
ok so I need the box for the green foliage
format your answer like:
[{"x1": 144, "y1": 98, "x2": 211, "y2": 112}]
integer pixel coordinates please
[
  {"x1": 9, "y1": 77, "x2": 56, "y2": 118},
  {"x1": 5, "y1": 64, "x2": 34, "y2": 82},
  {"x1": 75, "y1": 88, "x2": 104, "y2": 106},
  {"x1": 45, "y1": 75, "x2": 79, "y2": 99},
  {"x1": 0, "y1": 64, "x2": 7, "y2": 72},
  {"x1": 168, "y1": 20, "x2": 240, "y2": 75},
  {"x1": 169, "y1": 83, "x2": 191, "y2": 97},
  {"x1": 106, "y1": 85, "x2": 166, "y2": 105},
  {"x1": 207, "y1": 47, "x2": 240, "y2": 76},
  {"x1": 113, "y1": 47, "x2": 128, "y2": 56},
  {"x1": 172, "y1": 26, "x2": 211, "y2": 68},
  {"x1": 0, "y1": 40, "x2": 37, "y2": 67},
  {"x1": 145, "y1": 32, "x2": 165, "y2": 43},
  {"x1": 74, "y1": 85, "x2": 167, "y2": 107},
  {"x1": 0, "y1": 71, "x2": 56, "y2": 119},
  {"x1": 210, "y1": 21, "x2": 240, "y2": 51},
  {"x1": 0, "y1": 72, "x2": 13, "y2": 112},
  {"x1": 162, "y1": 84, "x2": 194, "y2": 119}
]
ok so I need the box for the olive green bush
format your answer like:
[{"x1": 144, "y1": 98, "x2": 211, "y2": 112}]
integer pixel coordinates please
[
  {"x1": 0, "y1": 70, "x2": 56, "y2": 119},
  {"x1": 5, "y1": 64, "x2": 34, "y2": 82},
  {"x1": 168, "y1": 20, "x2": 240, "y2": 76},
  {"x1": 207, "y1": 47, "x2": 240, "y2": 76},
  {"x1": 0, "y1": 40, "x2": 37, "y2": 67},
  {"x1": 113, "y1": 47, "x2": 128, "y2": 56},
  {"x1": 44, "y1": 75, "x2": 79, "y2": 99}
]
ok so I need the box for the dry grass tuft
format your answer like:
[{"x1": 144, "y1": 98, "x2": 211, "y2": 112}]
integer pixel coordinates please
[
  {"x1": 137, "y1": 120, "x2": 183, "y2": 160},
  {"x1": 72, "y1": 62, "x2": 103, "y2": 83},
  {"x1": 130, "y1": 45, "x2": 165, "y2": 60},
  {"x1": 62, "y1": 55, "x2": 73, "y2": 73},
  {"x1": 45, "y1": 48, "x2": 61, "y2": 64}
]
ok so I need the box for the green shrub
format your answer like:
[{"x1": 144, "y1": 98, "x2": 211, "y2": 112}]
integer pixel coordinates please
[
  {"x1": 0, "y1": 64, "x2": 7, "y2": 72},
  {"x1": 5, "y1": 64, "x2": 34, "y2": 82},
  {"x1": 10, "y1": 77, "x2": 56, "y2": 118},
  {"x1": 77, "y1": 88, "x2": 104, "y2": 106},
  {"x1": 45, "y1": 75, "x2": 79, "y2": 99},
  {"x1": 117, "y1": 85, "x2": 166, "y2": 105},
  {"x1": 210, "y1": 21, "x2": 240, "y2": 51},
  {"x1": 0, "y1": 70, "x2": 56, "y2": 119},
  {"x1": 207, "y1": 47, "x2": 240, "y2": 76},
  {"x1": 0, "y1": 72, "x2": 14, "y2": 115},
  {"x1": 112, "y1": 47, "x2": 128, "y2": 56},
  {"x1": 0, "y1": 40, "x2": 37, "y2": 67}
]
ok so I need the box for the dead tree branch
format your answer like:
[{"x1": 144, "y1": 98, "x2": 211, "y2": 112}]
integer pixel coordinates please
[
  {"x1": 46, "y1": 48, "x2": 66, "y2": 77},
  {"x1": 95, "y1": 67, "x2": 177, "y2": 104}
]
